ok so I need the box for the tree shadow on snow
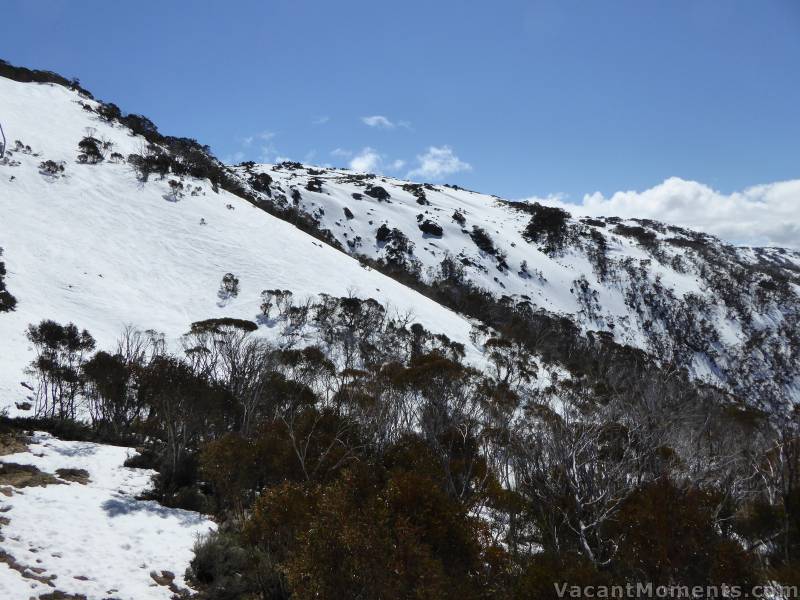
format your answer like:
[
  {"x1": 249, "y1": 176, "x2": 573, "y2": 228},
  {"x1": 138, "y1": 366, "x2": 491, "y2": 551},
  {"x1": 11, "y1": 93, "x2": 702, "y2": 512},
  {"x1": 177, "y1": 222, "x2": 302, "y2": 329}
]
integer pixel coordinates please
[
  {"x1": 101, "y1": 495, "x2": 208, "y2": 526},
  {"x1": 46, "y1": 442, "x2": 99, "y2": 458}
]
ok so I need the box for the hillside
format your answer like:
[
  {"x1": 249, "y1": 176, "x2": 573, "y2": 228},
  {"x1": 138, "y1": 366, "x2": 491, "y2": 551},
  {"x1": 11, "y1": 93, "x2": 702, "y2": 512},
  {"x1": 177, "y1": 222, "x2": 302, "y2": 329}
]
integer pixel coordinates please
[
  {"x1": 0, "y1": 74, "x2": 481, "y2": 416},
  {"x1": 231, "y1": 162, "x2": 800, "y2": 408}
]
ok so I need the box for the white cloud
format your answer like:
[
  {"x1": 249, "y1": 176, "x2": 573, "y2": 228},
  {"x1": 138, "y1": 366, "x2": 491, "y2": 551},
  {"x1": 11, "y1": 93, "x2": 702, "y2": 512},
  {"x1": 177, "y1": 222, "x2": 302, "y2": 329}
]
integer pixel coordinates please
[
  {"x1": 407, "y1": 146, "x2": 472, "y2": 181},
  {"x1": 349, "y1": 147, "x2": 383, "y2": 173},
  {"x1": 312, "y1": 115, "x2": 330, "y2": 125},
  {"x1": 331, "y1": 148, "x2": 352, "y2": 158},
  {"x1": 527, "y1": 177, "x2": 800, "y2": 248},
  {"x1": 361, "y1": 115, "x2": 409, "y2": 129},
  {"x1": 347, "y1": 148, "x2": 407, "y2": 174}
]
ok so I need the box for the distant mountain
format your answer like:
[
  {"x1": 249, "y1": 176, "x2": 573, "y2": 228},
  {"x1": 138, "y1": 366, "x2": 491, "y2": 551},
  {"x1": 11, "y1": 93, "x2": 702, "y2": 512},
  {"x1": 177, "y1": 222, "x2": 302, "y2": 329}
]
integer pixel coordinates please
[{"x1": 230, "y1": 162, "x2": 800, "y2": 409}]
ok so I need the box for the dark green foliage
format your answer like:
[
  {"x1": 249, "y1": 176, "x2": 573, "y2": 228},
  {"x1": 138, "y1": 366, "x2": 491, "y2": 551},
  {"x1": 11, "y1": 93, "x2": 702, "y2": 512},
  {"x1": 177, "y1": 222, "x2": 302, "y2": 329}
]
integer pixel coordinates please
[
  {"x1": 521, "y1": 202, "x2": 571, "y2": 253},
  {"x1": 38, "y1": 160, "x2": 64, "y2": 176},
  {"x1": 614, "y1": 223, "x2": 658, "y2": 246},
  {"x1": 364, "y1": 185, "x2": 390, "y2": 201},
  {"x1": 26, "y1": 320, "x2": 95, "y2": 420},
  {"x1": 77, "y1": 136, "x2": 103, "y2": 164},
  {"x1": 120, "y1": 113, "x2": 159, "y2": 139},
  {"x1": 248, "y1": 171, "x2": 272, "y2": 196},
  {"x1": 376, "y1": 223, "x2": 391, "y2": 243},
  {"x1": 305, "y1": 178, "x2": 323, "y2": 193},
  {"x1": 218, "y1": 273, "x2": 239, "y2": 300},
  {"x1": 419, "y1": 219, "x2": 443, "y2": 237},
  {"x1": 470, "y1": 225, "x2": 496, "y2": 255},
  {"x1": 187, "y1": 531, "x2": 255, "y2": 600},
  {"x1": 402, "y1": 182, "x2": 429, "y2": 205},
  {"x1": 375, "y1": 225, "x2": 416, "y2": 271},
  {"x1": 0, "y1": 59, "x2": 93, "y2": 97},
  {"x1": 190, "y1": 317, "x2": 258, "y2": 334}
]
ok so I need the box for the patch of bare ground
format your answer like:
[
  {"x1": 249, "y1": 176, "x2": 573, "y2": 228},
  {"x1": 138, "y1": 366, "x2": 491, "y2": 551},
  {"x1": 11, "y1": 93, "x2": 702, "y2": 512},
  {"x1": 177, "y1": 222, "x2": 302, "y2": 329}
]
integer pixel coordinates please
[
  {"x1": 0, "y1": 430, "x2": 29, "y2": 455},
  {"x1": 56, "y1": 468, "x2": 91, "y2": 485},
  {"x1": 150, "y1": 569, "x2": 191, "y2": 597},
  {"x1": 0, "y1": 548, "x2": 57, "y2": 586},
  {"x1": 0, "y1": 462, "x2": 62, "y2": 488}
]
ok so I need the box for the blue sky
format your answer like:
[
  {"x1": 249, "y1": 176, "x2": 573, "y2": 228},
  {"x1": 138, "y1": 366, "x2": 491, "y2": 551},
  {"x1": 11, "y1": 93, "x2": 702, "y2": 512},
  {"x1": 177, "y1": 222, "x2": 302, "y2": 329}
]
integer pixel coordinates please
[{"x1": 1, "y1": 0, "x2": 799, "y2": 202}]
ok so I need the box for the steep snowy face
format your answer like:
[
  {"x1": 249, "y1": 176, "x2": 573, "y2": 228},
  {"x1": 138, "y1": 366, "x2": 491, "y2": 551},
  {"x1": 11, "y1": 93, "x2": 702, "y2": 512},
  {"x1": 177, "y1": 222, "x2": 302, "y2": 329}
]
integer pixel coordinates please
[
  {"x1": 0, "y1": 71, "x2": 797, "y2": 411},
  {"x1": 231, "y1": 163, "x2": 800, "y2": 407},
  {"x1": 0, "y1": 76, "x2": 480, "y2": 414}
]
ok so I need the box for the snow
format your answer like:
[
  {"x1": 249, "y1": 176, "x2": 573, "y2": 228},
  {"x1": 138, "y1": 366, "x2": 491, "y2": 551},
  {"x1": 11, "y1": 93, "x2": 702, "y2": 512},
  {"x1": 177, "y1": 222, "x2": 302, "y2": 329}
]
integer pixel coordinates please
[
  {"x1": 230, "y1": 162, "x2": 800, "y2": 401},
  {"x1": 0, "y1": 76, "x2": 481, "y2": 415},
  {"x1": 0, "y1": 432, "x2": 215, "y2": 599}
]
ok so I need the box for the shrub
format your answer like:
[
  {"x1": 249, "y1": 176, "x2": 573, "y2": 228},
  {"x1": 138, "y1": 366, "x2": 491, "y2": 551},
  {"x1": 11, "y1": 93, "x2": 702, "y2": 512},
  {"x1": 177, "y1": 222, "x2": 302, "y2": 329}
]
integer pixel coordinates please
[
  {"x1": 0, "y1": 59, "x2": 93, "y2": 96},
  {"x1": 38, "y1": 160, "x2": 65, "y2": 177},
  {"x1": 418, "y1": 219, "x2": 443, "y2": 237},
  {"x1": 402, "y1": 183, "x2": 429, "y2": 205},
  {"x1": 167, "y1": 179, "x2": 184, "y2": 201},
  {"x1": 305, "y1": 177, "x2": 323, "y2": 193},
  {"x1": 375, "y1": 225, "x2": 415, "y2": 268},
  {"x1": 120, "y1": 113, "x2": 159, "y2": 138},
  {"x1": 249, "y1": 171, "x2": 273, "y2": 196},
  {"x1": 218, "y1": 273, "x2": 239, "y2": 301},
  {"x1": 614, "y1": 223, "x2": 658, "y2": 246},
  {"x1": 187, "y1": 531, "x2": 256, "y2": 600},
  {"x1": 376, "y1": 223, "x2": 391, "y2": 243},
  {"x1": 470, "y1": 225, "x2": 496, "y2": 255},
  {"x1": 522, "y1": 203, "x2": 571, "y2": 253},
  {"x1": 77, "y1": 136, "x2": 103, "y2": 164},
  {"x1": 364, "y1": 185, "x2": 390, "y2": 201},
  {"x1": 0, "y1": 248, "x2": 17, "y2": 312}
]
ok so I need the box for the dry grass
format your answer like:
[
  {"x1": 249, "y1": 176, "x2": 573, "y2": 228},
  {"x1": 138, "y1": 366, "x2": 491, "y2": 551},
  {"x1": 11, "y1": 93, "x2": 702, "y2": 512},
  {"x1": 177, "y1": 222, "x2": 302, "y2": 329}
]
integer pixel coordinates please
[
  {"x1": 56, "y1": 468, "x2": 91, "y2": 485},
  {"x1": 0, "y1": 462, "x2": 62, "y2": 488},
  {"x1": 0, "y1": 431, "x2": 29, "y2": 456}
]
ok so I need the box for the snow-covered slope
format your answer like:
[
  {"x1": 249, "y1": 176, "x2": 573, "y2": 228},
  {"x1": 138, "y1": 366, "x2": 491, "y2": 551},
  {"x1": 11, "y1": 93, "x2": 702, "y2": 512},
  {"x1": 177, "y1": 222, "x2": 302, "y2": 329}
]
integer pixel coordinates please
[
  {"x1": 0, "y1": 71, "x2": 797, "y2": 410},
  {"x1": 230, "y1": 162, "x2": 800, "y2": 407},
  {"x1": 0, "y1": 76, "x2": 481, "y2": 415}
]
